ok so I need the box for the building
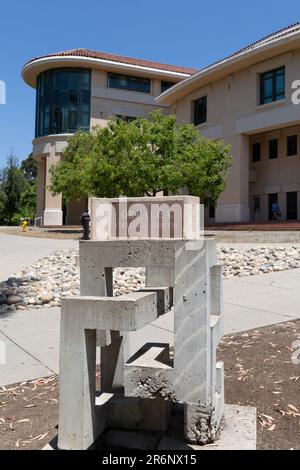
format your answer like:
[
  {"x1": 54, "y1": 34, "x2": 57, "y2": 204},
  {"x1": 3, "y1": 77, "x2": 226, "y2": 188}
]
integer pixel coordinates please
[
  {"x1": 23, "y1": 23, "x2": 300, "y2": 225},
  {"x1": 22, "y1": 49, "x2": 196, "y2": 225},
  {"x1": 157, "y1": 23, "x2": 300, "y2": 223}
]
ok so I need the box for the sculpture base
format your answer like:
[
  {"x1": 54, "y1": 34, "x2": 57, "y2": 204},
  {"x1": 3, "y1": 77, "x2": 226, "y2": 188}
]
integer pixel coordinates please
[{"x1": 43, "y1": 404, "x2": 256, "y2": 451}]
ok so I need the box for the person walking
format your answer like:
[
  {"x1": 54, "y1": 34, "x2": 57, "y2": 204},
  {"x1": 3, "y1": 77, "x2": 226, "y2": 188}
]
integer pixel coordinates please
[
  {"x1": 271, "y1": 201, "x2": 281, "y2": 222},
  {"x1": 81, "y1": 209, "x2": 90, "y2": 240}
]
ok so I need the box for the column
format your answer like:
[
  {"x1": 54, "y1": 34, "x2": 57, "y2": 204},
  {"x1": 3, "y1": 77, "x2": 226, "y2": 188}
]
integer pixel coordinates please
[
  {"x1": 35, "y1": 158, "x2": 46, "y2": 221},
  {"x1": 215, "y1": 134, "x2": 250, "y2": 223},
  {"x1": 44, "y1": 149, "x2": 63, "y2": 226}
]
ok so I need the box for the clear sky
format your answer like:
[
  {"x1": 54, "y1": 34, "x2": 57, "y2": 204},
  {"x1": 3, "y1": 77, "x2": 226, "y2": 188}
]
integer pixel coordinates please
[{"x1": 0, "y1": 0, "x2": 299, "y2": 168}]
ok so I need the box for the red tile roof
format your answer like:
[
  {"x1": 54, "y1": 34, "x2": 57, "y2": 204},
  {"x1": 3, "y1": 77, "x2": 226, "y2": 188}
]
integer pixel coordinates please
[
  {"x1": 24, "y1": 48, "x2": 197, "y2": 76},
  {"x1": 203, "y1": 22, "x2": 300, "y2": 72}
]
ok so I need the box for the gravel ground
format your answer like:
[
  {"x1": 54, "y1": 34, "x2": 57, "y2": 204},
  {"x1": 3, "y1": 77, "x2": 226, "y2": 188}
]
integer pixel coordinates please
[{"x1": 1, "y1": 246, "x2": 300, "y2": 313}]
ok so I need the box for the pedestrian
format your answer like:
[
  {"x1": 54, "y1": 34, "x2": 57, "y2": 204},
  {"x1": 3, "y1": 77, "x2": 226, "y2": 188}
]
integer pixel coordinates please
[
  {"x1": 271, "y1": 201, "x2": 281, "y2": 222},
  {"x1": 81, "y1": 209, "x2": 90, "y2": 240}
]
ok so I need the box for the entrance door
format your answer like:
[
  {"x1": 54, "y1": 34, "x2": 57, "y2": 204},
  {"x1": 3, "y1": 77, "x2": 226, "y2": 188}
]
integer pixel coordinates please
[
  {"x1": 268, "y1": 193, "x2": 278, "y2": 221},
  {"x1": 287, "y1": 192, "x2": 298, "y2": 220}
]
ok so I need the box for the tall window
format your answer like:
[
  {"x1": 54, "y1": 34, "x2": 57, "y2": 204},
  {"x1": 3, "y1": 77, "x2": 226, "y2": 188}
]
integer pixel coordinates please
[
  {"x1": 108, "y1": 73, "x2": 150, "y2": 93},
  {"x1": 161, "y1": 81, "x2": 175, "y2": 93},
  {"x1": 269, "y1": 139, "x2": 278, "y2": 159},
  {"x1": 260, "y1": 67, "x2": 285, "y2": 105},
  {"x1": 36, "y1": 68, "x2": 91, "y2": 138},
  {"x1": 252, "y1": 143, "x2": 261, "y2": 162},
  {"x1": 287, "y1": 135, "x2": 298, "y2": 156},
  {"x1": 193, "y1": 96, "x2": 207, "y2": 125}
]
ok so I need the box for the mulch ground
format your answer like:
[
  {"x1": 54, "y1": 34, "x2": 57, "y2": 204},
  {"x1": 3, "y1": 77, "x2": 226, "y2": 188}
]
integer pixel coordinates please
[{"x1": 1, "y1": 320, "x2": 300, "y2": 450}]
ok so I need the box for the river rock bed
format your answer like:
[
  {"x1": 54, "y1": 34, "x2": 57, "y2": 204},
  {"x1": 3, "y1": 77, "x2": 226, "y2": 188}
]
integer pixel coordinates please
[{"x1": 0, "y1": 246, "x2": 300, "y2": 313}]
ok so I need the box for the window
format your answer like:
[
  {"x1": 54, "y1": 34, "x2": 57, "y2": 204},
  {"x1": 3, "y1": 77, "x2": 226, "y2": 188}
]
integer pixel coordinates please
[
  {"x1": 260, "y1": 67, "x2": 285, "y2": 105},
  {"x1": 254, "y1": 196, "x2": 260, "y2": 213},
  {"x1": 252, "y1": 143, "x2": 261, "y2": 162},
  {"x1": 161, "y1": 81, "x2": 175, "y2": 93},
  {"x1": 108, "y1": 73, "x2": 150, "y2": 93},
  {"x1": 287, "y1": 135, "x2": 298, "y2": 156},
  {"x1": 209, "y1": 200, "x2": 216, "y2": 219},
  {"x1": 269, "y1": 139, "x2": 278, "y2": 159},
  {"x1": 287, "y1": 192, "x2": 298, "y2": 220},
  {"x1": 193, "y1": 96, "x2": 207, "y2": 125},
  {"x1": 35, "y1": 68, "x2": 91, "y2": 137},
  {"x1": 116, "y1": 115, "x2": 136, "y2": 123}
]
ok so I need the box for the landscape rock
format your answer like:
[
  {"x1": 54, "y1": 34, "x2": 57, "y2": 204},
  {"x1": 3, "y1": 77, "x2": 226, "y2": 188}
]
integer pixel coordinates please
[
  {"x1": 1, "y1": 245, "x2": 300, "y2": 313},
  {"x1": 6, "y1": 295, "x2": 23, "y2": 305}
]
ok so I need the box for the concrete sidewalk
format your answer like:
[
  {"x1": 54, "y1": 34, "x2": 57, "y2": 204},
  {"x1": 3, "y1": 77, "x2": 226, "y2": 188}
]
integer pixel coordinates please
[
  {"x1": 1, "y1": 267, "x2": 300, "y2": 386},
  {"x1": 0, "y1": 234, "x2": 77, "y2": 282}
]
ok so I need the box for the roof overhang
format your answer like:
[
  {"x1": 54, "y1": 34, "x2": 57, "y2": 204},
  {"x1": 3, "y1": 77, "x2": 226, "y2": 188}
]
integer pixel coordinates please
[
  {"x1": 22, "y1": 55, "x2": 192, "y2": 89},
  {"x1": 157, "y1": 28, "x2": 300, "y2": 105}
]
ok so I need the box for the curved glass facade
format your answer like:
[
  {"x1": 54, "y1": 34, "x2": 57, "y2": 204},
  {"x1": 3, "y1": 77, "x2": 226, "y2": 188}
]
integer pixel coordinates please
[{"x1": 35, "y1": 68, "x2": 91, "y2": 138}]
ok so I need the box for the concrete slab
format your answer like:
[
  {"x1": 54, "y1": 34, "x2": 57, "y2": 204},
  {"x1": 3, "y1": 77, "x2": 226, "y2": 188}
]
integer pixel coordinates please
[
  {"x1": 45, "y1": 403, "x2": 256, "y2": 450},
  {"x1": 0, "y1": 331, "x2": 53, "y2": 386},
  {"x1": 158, "y1": 404, "x2": 256, "y2": 450},
  {"x1": 0, "y1": 233, "x2": 77, "y2": 282},
  {"x1": 0, "y1": 307, "x2": 60, "y2": 385},
  {"x1": 223, "y1": 303, "x2": 296, "y2": 335}
]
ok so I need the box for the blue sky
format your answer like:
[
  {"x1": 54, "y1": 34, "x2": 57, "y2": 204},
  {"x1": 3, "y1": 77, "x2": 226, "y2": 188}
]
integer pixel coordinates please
[{"x1": 0, "y1": 0, "x2": 299, "y2": 168}]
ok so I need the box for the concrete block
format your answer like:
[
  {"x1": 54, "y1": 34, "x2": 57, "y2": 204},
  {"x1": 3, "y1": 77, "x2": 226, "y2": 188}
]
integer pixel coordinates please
[
  {"x1": 107, "y1": 396, "x2": 172, "y2": 432},
  {"x1": 158, "y1": 404, "x2": 256, "y2": 450},
  {"x1": 139, "y1": 286, "x2": 173, "y2": 315},
  {"x1": 90, "y1": 196, "x2": 201, "y2": 240},
  {"x1": 61, "y1": 291, "x2": 158, "y2": 331}
]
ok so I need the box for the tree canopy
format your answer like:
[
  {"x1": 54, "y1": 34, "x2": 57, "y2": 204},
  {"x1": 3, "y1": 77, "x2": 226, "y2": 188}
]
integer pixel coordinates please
[
  {"x1": 50, "y1": 110, "x2": 232, "y2": 204},
  {"x1": 0, "y1": 153, "x2": 37, "y2": 225}
]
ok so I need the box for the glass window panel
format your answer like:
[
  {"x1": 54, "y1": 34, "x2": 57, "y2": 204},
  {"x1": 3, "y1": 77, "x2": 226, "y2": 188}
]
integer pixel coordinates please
[
  {"x1": 287, "y1": 135, "x2": 298, "y2": 156},
  {"x1": 269, "y1": 139, "x2": 278, "y2": 159},
  {"x1": 161, "y1": 81, "x2": 175, "y2": 93},
  {"x1": 35, "y1": 68, "x2": 91, "y2": 137},
  {"x1": 252, "y1": 143, "x2": 261, "y2": 162},
  {"x1": 107, "y1": 73, "x2": 150, "y2": 93},
  {"x1": 260, "y1": 67, "x2": 285, "y2": 105},
  {"x1": 193, "y1": 96, "x2": 207, "y2": 125}
]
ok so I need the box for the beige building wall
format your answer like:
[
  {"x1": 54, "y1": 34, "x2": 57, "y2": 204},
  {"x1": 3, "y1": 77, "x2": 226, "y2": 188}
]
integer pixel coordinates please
[
  {"x1": 173, "y1": 49, "x2": 300, "y2": 222},
  {"x1": 30, "y1": 63, "x2": 182, "y2": 226},
  {"x1": 90, "y1": 70, "x2": 170, "y2": 130},
  {"x1": 250, "y1": 125, "x2": 300, "y2": 221}
]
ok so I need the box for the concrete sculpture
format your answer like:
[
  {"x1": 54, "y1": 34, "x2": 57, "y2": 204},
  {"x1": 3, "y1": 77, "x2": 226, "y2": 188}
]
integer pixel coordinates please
[{"x1": 58, "y1": 196, "x2": 224, "y2": 450}]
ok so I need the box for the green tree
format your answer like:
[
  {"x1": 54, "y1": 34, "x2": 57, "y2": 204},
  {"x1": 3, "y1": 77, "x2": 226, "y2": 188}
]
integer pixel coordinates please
[
  {"x1": 1, "y1": 153, "x2": 27, "y2": 224},
  {"x1": 21, "y1": 153, "x2": 37, "y2": 184},
  {"x1": 0, "y1": 186, "x2": 6, "y2": 223},
  {"x1": 0, "y1": 153, "x2": 37, "y2": 226},
  {"x1": 50, "y1": 110, "x2": 232, "y2": 204}
]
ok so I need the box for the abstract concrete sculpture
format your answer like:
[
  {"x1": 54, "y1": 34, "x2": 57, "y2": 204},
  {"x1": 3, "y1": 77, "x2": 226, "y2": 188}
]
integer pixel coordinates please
[{"x1": 58, "y1": 196, "x2": 224, "y2": 450}]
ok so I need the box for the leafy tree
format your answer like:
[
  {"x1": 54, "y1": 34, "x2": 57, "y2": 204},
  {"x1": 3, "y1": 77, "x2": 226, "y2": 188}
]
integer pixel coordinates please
[
  {"x1": 0, "y1": 186, "x2": 6, "y2": 222},
  {"x1": 0, "y1": 153, "x2": 37, "y2": 225},
  {"x1": 50, "y1": 110, "x2": 232, "y2": 204},
  {"x1": 21, "y1": 153, "x2": 37, "y2": 184},
  {"x1": 1, "y1": 153, "x2": 27, "y2": 224},
  {"x1": 19, "y1": 181, "x2": 37, "y2": 220}
]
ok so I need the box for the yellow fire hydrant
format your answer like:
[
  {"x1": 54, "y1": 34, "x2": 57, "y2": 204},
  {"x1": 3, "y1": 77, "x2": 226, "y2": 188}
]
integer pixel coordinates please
[{"x1": 21, "y1": 220, "x2": 28, "y2": 233}]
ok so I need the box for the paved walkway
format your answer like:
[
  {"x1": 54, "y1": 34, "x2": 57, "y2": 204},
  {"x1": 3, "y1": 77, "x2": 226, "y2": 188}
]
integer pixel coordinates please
[
  {"x1": 0, "y1": 233, "x2": 77, "y2": 282},
  {"x1": 1, "y1": 266, "x2": 300, "y2": 386}
]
